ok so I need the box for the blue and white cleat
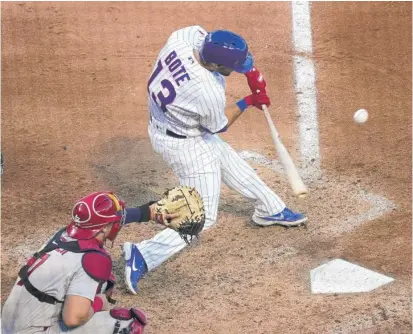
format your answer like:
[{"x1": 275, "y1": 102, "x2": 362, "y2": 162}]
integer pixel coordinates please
[
  {"x1": 252, "y1": 208, "x2": 308, "y2": 227},
  {"x1": 121, "y1": 242, "x2": 148, "y2": 295}
]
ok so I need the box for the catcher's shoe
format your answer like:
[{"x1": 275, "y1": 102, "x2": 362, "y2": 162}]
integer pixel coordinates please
[
  {"x1": 252, "y1": 207, "x2": 307, "y2": 227},
  {"x1": 122, "y1": 242, "x2": 148, "y2": 295}
]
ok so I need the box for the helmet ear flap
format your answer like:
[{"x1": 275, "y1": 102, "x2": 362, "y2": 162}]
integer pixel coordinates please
[
  {"x1": 107, "y1": 193, "x2": 121, "y2": 211},
  {"x1": 105, "y1": 193, "x2": 126, "y2": 243}
]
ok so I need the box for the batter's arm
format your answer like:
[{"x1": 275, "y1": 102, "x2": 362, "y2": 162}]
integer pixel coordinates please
[
  {"x1": 207, "y1": 103, "x2": 245, "y2": 134},
  {"x1": 214, "y1": 101, "x2": 250, "y2": 133},
  {"x1": 224, "y1": 103, "x2": 245, "y2": 128},
  {"x1": 214, "y1": 94, "x2": 270, "y2": 134}
]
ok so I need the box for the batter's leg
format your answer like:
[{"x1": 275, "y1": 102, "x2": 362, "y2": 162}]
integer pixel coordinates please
[
  {"x1": 122, "y1": 127, "x2": 222, "y2": 294},
  {"x1": 213, "y1": 135, "x2": 307, "y2": 226},
  {"x1": 147, "y1": 125, "x2": 223, "y2": 228},
  {"x1": 129, "y1": 163, "x2": 222, "y2": 268},
  {"x1": 212, "y1": 135, "x2": 285, "y2": 216}
]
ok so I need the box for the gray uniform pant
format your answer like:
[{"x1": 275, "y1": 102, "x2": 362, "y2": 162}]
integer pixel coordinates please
[{"x1": 45, "y1": 312, "x2": 132, "y2": 334}]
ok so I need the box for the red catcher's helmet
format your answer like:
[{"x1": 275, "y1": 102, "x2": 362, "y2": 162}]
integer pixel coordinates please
[{"x1": 66, "y1": 191, "x2": 126, "y2": 241}]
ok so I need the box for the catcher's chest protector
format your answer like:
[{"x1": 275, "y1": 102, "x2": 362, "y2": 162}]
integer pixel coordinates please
[{"x1": 18, "y1": 228, "x2": 112, "y2": 304}]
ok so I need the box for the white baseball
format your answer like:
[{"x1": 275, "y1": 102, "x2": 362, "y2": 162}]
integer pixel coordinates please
[{"x1": 353, "y1": 109, "x2": 369, "y2": 124}]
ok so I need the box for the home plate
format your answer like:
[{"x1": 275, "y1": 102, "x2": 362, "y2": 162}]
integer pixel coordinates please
[{"x1": 310, "y1": 259, "x2": 394, "y2": 294}]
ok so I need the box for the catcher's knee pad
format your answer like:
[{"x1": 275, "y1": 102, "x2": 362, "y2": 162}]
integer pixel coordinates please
[
  {"x1": 127, "y1": 318, "x2": 145, "y2": 334},
  {"x1": 110, "y1": 307, "x2": 147, "y2": 334}
]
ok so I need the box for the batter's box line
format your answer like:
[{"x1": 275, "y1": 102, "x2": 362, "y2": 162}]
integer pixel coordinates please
[{"x1": 239, "y1": 150, "x2": 397, "y2": 236}]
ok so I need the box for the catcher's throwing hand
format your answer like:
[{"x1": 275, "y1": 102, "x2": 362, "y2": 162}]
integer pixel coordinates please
[
  {"x1": 149, "y1": 186, "x2": 205, "y2": 244},
  {"x1": 98, "y1": 272, "x2": 117, "y2": 305}
]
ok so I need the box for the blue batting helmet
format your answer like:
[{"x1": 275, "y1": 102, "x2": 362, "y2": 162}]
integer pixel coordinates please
[{"x1": 199, "y1": 30, "x2": 254, "y2": 73}]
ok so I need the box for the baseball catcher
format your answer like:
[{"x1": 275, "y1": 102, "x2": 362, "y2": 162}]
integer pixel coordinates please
[{"x1": 1, "y1": 190, "x2": 188, "y2": 334}]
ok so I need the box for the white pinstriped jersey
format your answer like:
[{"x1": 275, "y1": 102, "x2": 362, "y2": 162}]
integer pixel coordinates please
[{"x1": 147, "y1": 26, "x2": 228, "y2": 137}]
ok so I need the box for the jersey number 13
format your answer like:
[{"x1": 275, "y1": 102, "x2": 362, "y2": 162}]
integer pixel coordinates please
[{"x1": 147, "y1": 50, "x2": 191, "y2": 112}]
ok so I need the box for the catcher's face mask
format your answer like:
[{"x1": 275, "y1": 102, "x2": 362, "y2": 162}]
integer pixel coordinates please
[{"x1": 67, "y1": 191, "x2": 126, "y2": 241}]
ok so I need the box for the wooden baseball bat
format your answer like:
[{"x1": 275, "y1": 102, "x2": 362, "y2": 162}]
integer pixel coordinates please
[{"x1": 262, "y1": 105, "x2": 308, "y2": 198}]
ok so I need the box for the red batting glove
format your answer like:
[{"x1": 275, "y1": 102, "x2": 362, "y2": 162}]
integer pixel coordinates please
[
  {"x1": 245, "y1": 67, "x2": 267, "y2": 94},
  {"x1": 244, "y1": 92, "x2": 271, "y2": 111}
]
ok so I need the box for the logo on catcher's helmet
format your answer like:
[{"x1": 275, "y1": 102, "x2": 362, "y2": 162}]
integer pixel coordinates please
[{"x1": 71, "y1": 201, "x2": 94, "y2": 225}]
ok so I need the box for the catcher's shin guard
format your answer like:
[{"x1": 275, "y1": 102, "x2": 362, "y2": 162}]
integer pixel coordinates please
[{"x1": 110, "y1": 307, "x2": 146, "y2": 334}]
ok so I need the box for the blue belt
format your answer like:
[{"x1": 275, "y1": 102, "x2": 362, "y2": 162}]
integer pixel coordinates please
[{"x1": 166, "y1": 130, "x2": 187, "y2": 139}]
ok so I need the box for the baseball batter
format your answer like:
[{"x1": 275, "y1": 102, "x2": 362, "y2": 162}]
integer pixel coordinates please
[
  {"x1": 1, "y1": 191, "x2": 179, "y2": 334},
  {"x1": 122, "y1": 26, "x2": 307, "y2": 294}
]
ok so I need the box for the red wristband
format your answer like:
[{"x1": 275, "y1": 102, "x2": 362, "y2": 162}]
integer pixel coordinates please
[{"x1": 92, "y1": 296, "x2": 103, "y2": 313}]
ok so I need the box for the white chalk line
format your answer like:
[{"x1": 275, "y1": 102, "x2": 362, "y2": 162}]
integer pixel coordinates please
[{"x1": 292, "y1": 1, "x2": 321, "y2": 178}]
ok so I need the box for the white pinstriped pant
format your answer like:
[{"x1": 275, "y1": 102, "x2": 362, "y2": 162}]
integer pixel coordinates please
[{"x1": 135, "y1": 122, "x2": 285, "y2": 271}]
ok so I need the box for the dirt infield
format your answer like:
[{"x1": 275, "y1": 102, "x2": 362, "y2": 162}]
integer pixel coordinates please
[{"x1": 1, "y1": 2, "x2": 411, "y2": 333}]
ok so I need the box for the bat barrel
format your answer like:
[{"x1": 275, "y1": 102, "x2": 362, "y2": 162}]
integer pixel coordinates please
[{"x1": 261, "y1": 105, "x2": 308, "y2": 198}]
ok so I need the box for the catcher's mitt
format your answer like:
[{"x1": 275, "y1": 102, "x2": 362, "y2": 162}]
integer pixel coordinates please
[{"x1": 153, "y1": 186, "x2": 205, "y2": 244}]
